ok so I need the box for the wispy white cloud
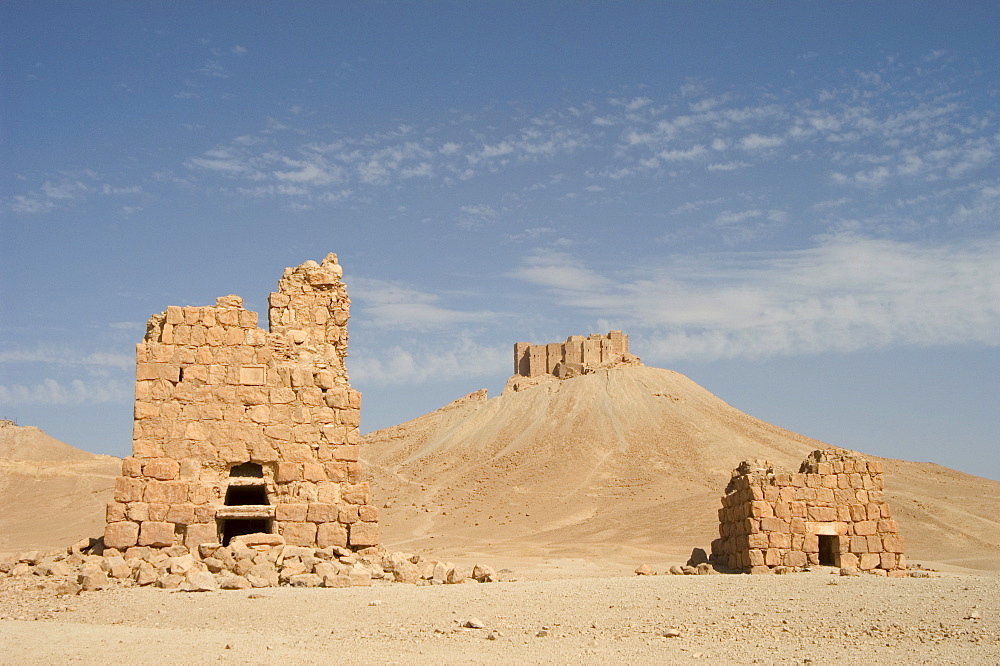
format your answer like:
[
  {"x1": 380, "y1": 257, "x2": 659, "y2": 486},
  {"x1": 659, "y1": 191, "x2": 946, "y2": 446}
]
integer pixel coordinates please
[
  {"x1": 0, "y1": 347, "x2": 133, "y2": 369},
  {"x1": 349, "y1": 337, "x2": 508, "y2": 385},
  {"x1": 7, "y1": 175, "x2": 95, "y2": 214},
  {"x1": 511, "y1": 236, "x2": 1000, "y2": 361},
  {"x1": 0, "y1": 378, "x2": 132, "y2": 405},
  {"x1": 739, "y1": 133, "x2": 785, "y2": 151},
  {"x1": 351, "y1": 278, "x2": 498, "y2": 331}
]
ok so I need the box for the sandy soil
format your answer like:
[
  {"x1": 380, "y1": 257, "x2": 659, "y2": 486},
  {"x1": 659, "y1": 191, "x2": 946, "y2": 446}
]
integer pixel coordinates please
[
  {"x1": 0, "y1": 423, "x2": 119, "y2": 552},
  {"x1": 1, "y1": 564, "x2": 997, "y2": 663}
]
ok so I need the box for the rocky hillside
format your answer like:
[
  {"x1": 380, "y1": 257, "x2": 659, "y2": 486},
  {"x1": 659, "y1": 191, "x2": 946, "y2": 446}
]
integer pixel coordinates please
[{"x1": 363, "y1": 365, "x2": 1000, "y2": 570}]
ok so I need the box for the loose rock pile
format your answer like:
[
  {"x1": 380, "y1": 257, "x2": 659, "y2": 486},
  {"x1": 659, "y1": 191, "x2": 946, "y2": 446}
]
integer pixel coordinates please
[{"x1": 0, "y1": 533, "x2": 496, "y2": 594}]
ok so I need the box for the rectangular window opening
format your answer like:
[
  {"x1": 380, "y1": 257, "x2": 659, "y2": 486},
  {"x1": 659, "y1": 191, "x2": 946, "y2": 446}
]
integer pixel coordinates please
[{"x1": 219, "y1": 518, "x2": 272, "y2": 546}]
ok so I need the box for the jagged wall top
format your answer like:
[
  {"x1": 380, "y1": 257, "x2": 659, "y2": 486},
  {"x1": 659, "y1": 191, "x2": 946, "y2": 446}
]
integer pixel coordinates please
[{"x1": 512, "y1": 330, "x2": 634, "y2": 380}]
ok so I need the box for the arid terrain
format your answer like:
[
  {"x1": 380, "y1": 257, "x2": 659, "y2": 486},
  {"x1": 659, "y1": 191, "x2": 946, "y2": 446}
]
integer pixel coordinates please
[{"x1": 2, "y1": 365, "x2": 998, "y2": 663}]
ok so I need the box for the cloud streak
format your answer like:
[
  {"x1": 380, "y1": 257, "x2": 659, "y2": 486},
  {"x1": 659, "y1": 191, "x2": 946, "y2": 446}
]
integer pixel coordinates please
[{"x1": 511, "y1": 235, "x2": 1000, "y2": 361}]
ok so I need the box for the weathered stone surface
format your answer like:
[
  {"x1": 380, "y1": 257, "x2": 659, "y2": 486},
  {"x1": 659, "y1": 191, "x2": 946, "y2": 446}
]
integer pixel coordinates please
[
  {"x1": 714, "y1": 450, "x2": 905, "y2": 574},
  {"x1": 231, "y1": 533, "x2": 284, "y2": 548},
  {"x1": 104, "y1": 521, "x2": 140, "y2": 550},
  {"x1": 289, "y1": 573, "x2": 323, "y2": 588},
  {"x1": 105, "y1": 254, "x2": 379, "y2": 556},
  {"x1": 78, "y1": 569, "x2": 109, "y2": 591},
  {"x1": 511, "y1": 331, "x2": 635, "y2": 383},
  {"x1": 246, "y1": 562, "x2": 279, "y2": 588},
  {"x1": 139, "y1": 521, "x2": 175, "y2": 547},
  {"x1": 186, "y1": 571, "x2": 219, "y2": 591},
  {"x1": 220, "y1": 575, "x2": 252, "y2": 590}
]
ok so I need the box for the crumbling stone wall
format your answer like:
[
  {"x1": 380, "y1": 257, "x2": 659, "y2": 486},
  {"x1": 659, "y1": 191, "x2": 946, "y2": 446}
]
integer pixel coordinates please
[
  {"x1": 514, "y1": 331, "x2": 630, "y2": 379},
  {"x1": 712, "y1": 450, "x2": 905, "y2": 575},
  {"x1": 104, "y1": 254, "x2": 378, "y2": 552}
]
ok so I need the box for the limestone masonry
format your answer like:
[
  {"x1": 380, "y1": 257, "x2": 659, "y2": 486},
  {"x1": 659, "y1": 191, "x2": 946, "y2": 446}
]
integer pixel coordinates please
[
  {"x1": 514, "y1": 331, "x2": 632, "y2": 379},
  {"x1": 104, "y1": 253, "x2": 378, "y2": 552},
  {"x1": 712, "y1": 450, "x2": 906, "y2": 575}
]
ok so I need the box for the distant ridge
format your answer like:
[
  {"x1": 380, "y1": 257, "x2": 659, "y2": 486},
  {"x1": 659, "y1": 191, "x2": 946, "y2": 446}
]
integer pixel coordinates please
[
  {"x1": 0, "y1": 421, "x2": 120, "y2": 552},
  {"x1": 363, "y1": 365, "x2": 1000, "y2": 570}
]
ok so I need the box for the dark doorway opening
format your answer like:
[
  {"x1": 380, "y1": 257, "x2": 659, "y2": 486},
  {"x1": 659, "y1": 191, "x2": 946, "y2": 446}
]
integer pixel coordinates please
[
  {"x1": 818, "y1": 534, "x2": 838, "y2": 566},
  {"x1": 225, "y1": 485, "x2": 268, "y2": 506},
  {"x1": 220, "y1": 518, "x2": 271, "y2": 546},
  {"x1": 230, "y1": 462, "x2": 264, "y2": 478}
]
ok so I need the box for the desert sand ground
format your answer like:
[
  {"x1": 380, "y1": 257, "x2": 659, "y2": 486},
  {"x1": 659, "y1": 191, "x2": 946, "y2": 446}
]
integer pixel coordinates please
[
  {"x1": 2, "y1": 366, "x2": 999, "y2": 663},
  {"x1": 1, "y1": 564, "x2": 997, "y2": 663}
]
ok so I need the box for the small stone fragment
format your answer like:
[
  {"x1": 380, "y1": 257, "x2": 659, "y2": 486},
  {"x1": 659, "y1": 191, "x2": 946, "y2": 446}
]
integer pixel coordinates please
[
  {"x1": 220, "y1": 576, "x2": 252, "y2": 590},
  {"x1": 78, "y1": 570, "x2": 109, "y2": 591},
  {"x1": 289, "y1": 573, "x2": 323, "y2": 588},
  {"x1": 463, "y1": 618, "x2": 484, "y2": 629},
  {"x1": 186, "y1": 571, "x2": 220, "y2": 591}
]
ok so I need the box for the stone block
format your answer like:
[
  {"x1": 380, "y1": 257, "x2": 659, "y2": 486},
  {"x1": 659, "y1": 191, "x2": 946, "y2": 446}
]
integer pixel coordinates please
[
  {"x1": 306, "y1": 503, "x2": 338, "y2": 523},
  {"x1": 115, "y1": 477, "x2": 145, "y2": 503},
  {"x1": 854, "y1": 520, "x2": 877, "y2": 536},
  {"x1": 815, "y1": 488, "x2": 835, "y2": 503},
  {"x1": 807, "y1": 506, "x2": 837, "y2": 522},
  {"x1": 302, "y1": 462, "x2": 326, "y2": 482},
  {"x1": 104, "y1": 521, "x2": 140, "y2": 550},
  {"x1": 338, "y1": 506, "x2": 359, "y2": 524},
  {"x1": 850, "y1": 536, "x2": 868, "y2": 553},
  {"x1": 764, "y1": 548, "x2": 782, "y2": 567},
  {"x1": 359, "y1": 505, "x2": 379, "y2": 522},
  {"x1": 866, "y1": 535, "x2": 883, "y2": 553},
  {"x1": 859, "y1": 553, "x2": 880, "y2": 570},
  {"x1": 759, "y1": 517, "x2": 788, "y2": 533},
  {"x1": 773, "y1": 502, "x2": 791, "y2": 519},
  {"x1": 275, "y1": 462, "x2": 302, "y2": 483},
  {"x1": 275, "y1": 503, "x2": 308, "y2": 522},
  {"x1": 107, "y1": 502, "x2": 127, "y2": 523},
  {"x1": 838, "y1": 553, "x2": 859, "y2": 570},
  {"x1": 280, "y1": 522, "x2": 317, "y2": 547},
  {"x1": 143, "y1": 481, "x2": 188, "y2": 504},
  {"x1": 349, "y1": 522, "x2": 379, "y2": 548},
  {"x1": 783, "y1": 551, "x2": 807, "y2": 567},
  {"x1": 183, "y1": 523, "x2": 218, "y2": 550},
  {"x1": 126, "y1": 502, "x2": 150, "y2": 521},
  {"x1": 324, "y1": 462, "x2": 347, "y2": 483},
  {"x1": 246, "y1": 562, "x2": 279, "y2": 588},
  {"x1": 341, "y1": 483, "x2": 370, "y2": 505},
  {"x1": 166, "y1": 503, "x2": 196, "y2": 524},
  {"x1": 768, "y1": 532, "x2": 790, "y2": 549},
  {"x1": 317, "y1": 523, "x2": 349, "y2": 548},
  {"x1": 333, "y1": 444, "x2": 360, "y2": 462},
  {"x1": 139, "y1": 521, "x2": 175, "y2": 547}
]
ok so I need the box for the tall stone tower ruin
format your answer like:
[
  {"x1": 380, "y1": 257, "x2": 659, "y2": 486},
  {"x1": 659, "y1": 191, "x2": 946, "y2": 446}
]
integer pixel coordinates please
[{"x1": 104, "y1": 254, "x2": 379, "y2": 551}]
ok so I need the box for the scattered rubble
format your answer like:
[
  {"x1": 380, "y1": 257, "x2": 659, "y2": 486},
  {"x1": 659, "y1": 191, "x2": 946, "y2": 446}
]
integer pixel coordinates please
[{"x1": 0, "y1": 534, "x2": 498, "y2": 594}]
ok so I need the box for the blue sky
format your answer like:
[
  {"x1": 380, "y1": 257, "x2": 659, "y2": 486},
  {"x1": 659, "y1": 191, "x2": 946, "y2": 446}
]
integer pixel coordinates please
[{"x1": 2, "y1": 2, "x2": 999, "y2": 480}]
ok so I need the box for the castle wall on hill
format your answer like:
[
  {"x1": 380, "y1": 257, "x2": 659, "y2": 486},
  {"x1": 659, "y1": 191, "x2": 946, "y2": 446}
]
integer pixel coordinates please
[
  {"x1": 712, "y1": 450, "x2": 905, "y2": 575},
  {"x1": 104, "y1": 253, "x2": 379, "y2": 552},
  {"x1": 513, "y1": 331, "x2": 629, "y2": 378}
]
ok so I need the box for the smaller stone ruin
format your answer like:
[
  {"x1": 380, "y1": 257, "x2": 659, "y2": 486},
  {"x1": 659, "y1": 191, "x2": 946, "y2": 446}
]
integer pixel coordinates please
[{"x1": 712, "y1": 450, "x2": 906, "y2": 575}]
